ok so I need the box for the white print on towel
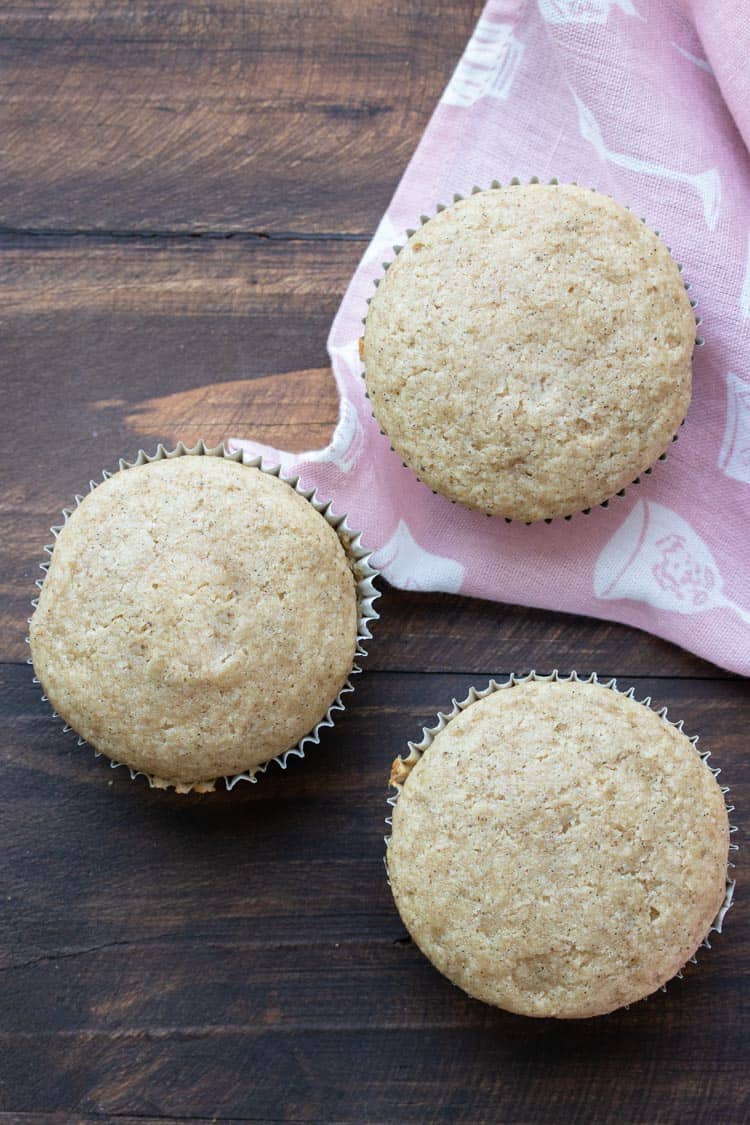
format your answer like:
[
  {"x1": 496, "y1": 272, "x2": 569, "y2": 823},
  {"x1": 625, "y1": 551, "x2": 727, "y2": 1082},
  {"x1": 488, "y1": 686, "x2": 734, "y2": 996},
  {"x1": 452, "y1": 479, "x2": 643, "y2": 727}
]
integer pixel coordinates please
[
  {"x1": 574, "y1": 95, "x2": 721, "y2": 230},
  {"x1": 441, "y1": 18, "x2": 524, "y2": 108},
  {"x1": 374, "y1": 520, "x2": 465, "y2": 594},
  {"x1": 671, "y1": 42, "x2": 714, "y2": 74},
  {"x1": 539, "y1": 0, "x2": 641, "y2": 24},
  {"x1": 329, "y1": 338, "x2": 363, "y2": 380},
  {"x1": 718, "y1": 372, "x2": 750, "y2": 485},
  {"x1": 360, "y1": 215, "x2": 404, "y2": 273},
  {"x1": 304, "y1": 398, "x2": 365, "y2": 475},
  {"x1": 594, "y1": 499, "x2": 750, "y2": 625},
  {"x1": 740, "y1": 234, "x2": 750, "y2": 318},
  {"x1": 232, "y1": 392, "x2": 364, "y2": 476}
]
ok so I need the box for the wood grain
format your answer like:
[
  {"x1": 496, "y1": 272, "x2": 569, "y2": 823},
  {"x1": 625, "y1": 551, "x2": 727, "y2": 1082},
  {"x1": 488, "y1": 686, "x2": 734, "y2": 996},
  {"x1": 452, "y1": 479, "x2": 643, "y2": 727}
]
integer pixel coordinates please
[
  {"x1": 0, "y1": 236, "x2": 348, "y2": 662},
  {"x1": 0, "y1": 0, "x2": 482, "y2": 234},
  {"x1": 0, "y1": 234, "x2": 355, "y2": 485},
  {"x1": 1, "y1": 666, "x2": 746, "y2": 1122},
  {"x1": 0, "y1": 234, "x2": 715, "y2": 677},
  {"x1": 1, "y1": 2, "x2": 746, "y2": 1121}
]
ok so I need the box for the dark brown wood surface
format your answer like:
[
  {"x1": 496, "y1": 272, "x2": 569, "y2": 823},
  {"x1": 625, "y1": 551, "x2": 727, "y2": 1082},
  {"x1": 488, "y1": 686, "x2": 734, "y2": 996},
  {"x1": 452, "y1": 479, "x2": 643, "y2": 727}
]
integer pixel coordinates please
[{"x1": 0, "y1": 4, "x2": 746, "y2": 1122}]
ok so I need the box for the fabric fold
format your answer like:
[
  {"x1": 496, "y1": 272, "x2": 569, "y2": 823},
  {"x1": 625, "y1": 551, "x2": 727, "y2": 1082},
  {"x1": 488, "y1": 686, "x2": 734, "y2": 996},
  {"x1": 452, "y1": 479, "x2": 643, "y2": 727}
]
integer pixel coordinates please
[{"x1": 232, "y1": 0, "x2": 750, "y2": 675}]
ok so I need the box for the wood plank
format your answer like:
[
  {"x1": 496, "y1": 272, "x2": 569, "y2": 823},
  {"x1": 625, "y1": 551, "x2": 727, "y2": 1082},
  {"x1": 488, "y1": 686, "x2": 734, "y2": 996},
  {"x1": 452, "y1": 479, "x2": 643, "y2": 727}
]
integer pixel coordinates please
[
  {"x1": 5, "y1": 668, "x2": 745, "y2": 956},
  {"x1": 0, "y1": 0, "x2": 482, "y2": 234},
  {"x1": 368, "y1": 589, "x2": 722, "y2": 678},
  {"x1": 0, "y1": 235, "x2": 349, "y2": 662},
  {"x1": 2, "y1": 2, "x2": 743, "y2": 1121},
  {"x1": 1, "y1": 664, "x2": 746, "y2": 1121},
  {"x1": 0, "y1": 235, "x2": 719, "y2": 676},
  {"x1": 0, "y1": 236, "x2": 353, "y2": 465},
  {"x1": 0, "y1": 1023, "x2": 746, "y2": 1123}
]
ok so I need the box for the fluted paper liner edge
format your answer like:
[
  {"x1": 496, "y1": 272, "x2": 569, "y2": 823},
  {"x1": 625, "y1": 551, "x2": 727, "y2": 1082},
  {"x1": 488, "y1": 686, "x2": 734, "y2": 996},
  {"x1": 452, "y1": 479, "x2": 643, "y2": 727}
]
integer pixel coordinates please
[
  {"x1": 362, "y1": 178, "x2": 703, "y2": 524},
  {"x1": 28, "y1": 440, "x2": 380, "y2": 794},
  {"x1": 385, "y1": 669, "x2": 736, "y2": 1001}
]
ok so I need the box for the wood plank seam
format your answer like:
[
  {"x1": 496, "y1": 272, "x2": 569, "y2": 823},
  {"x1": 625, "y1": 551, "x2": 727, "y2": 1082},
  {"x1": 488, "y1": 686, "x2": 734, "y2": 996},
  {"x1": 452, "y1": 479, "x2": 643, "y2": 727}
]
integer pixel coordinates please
[{"x1": 0, "y1": 228, "x2": 371, "y2": 242}]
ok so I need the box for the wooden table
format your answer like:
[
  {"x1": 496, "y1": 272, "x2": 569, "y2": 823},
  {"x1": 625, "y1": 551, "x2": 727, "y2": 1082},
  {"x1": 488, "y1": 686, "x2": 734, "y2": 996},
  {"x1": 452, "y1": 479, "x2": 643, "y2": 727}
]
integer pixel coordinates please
[{"x1": 1, "y1": 4, "x2": 747, "y2": 1121}]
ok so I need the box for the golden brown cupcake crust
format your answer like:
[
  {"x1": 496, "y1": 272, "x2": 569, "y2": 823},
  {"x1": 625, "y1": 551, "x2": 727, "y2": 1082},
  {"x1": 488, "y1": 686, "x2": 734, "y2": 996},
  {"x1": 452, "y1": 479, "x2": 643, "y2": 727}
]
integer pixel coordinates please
[
  {"x1": 387, "y1": 680, "x2": 729, "y2": 1018},
  {"x1": 364, "y1": 184, "x2": 695, "y2": 521},
  {"x1": 30, "y1": 456, "x2": 359, "y2": 786}
]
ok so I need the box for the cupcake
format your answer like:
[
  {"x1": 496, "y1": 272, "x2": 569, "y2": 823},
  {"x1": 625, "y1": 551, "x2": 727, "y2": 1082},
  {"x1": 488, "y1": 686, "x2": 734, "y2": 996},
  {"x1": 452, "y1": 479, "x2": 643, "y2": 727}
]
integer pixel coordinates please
[
  {"x1": 29, "y1": 446, "x2": 378, "y2": 791},
  {"x1": 363, "y1": 183, "x2": 696, "y2": 522},
  {"x1": 387, "y1": 674, "x2": 732, "y2": 1019}
]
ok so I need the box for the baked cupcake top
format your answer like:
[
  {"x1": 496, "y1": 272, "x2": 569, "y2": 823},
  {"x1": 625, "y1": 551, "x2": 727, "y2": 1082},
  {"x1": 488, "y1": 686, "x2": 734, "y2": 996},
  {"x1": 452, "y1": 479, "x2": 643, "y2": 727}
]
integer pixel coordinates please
[
  {"x1": 30, "y1": 456, "x2": 359, "y2": 787},
  {"x1": 387, "y1": 679, "x2": 729, "y2": 1018},
  {"x1": 363, "y1": 184, "x2": 696, "y2": 521}
]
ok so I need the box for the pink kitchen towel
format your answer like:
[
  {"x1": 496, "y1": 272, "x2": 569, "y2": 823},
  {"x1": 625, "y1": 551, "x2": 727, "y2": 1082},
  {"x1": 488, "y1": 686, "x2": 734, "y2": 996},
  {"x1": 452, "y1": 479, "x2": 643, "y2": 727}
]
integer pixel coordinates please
[{"x1": 233, "y1": 0, "x2": 750, "y2": 676}]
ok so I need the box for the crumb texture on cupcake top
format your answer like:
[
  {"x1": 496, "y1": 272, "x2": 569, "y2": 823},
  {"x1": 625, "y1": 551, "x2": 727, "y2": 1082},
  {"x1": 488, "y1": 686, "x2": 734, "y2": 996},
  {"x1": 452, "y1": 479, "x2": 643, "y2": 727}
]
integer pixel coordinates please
[
  {"x1": 387, "y1": 679, "x2": 729, "y2": 1018},
  {"x1": 364, "y1": 184, "x2": 695, "y2": 521},
  {"x1": 30, "y1": 456, "x2": 358, "y2": 785}
]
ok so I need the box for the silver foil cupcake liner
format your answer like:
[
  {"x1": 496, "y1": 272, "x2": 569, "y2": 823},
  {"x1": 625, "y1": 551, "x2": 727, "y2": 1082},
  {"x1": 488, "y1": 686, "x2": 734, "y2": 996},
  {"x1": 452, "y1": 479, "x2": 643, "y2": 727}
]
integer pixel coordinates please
[
  {"x1": 385, "y1": 670, "x2": 736, "y2": 991},
  {"x1": 362, "y1": 178, "x2": 703, "y2": 524},
  {"x1": 27, "y1": 440, "x2": 380, "y2": 794}
]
